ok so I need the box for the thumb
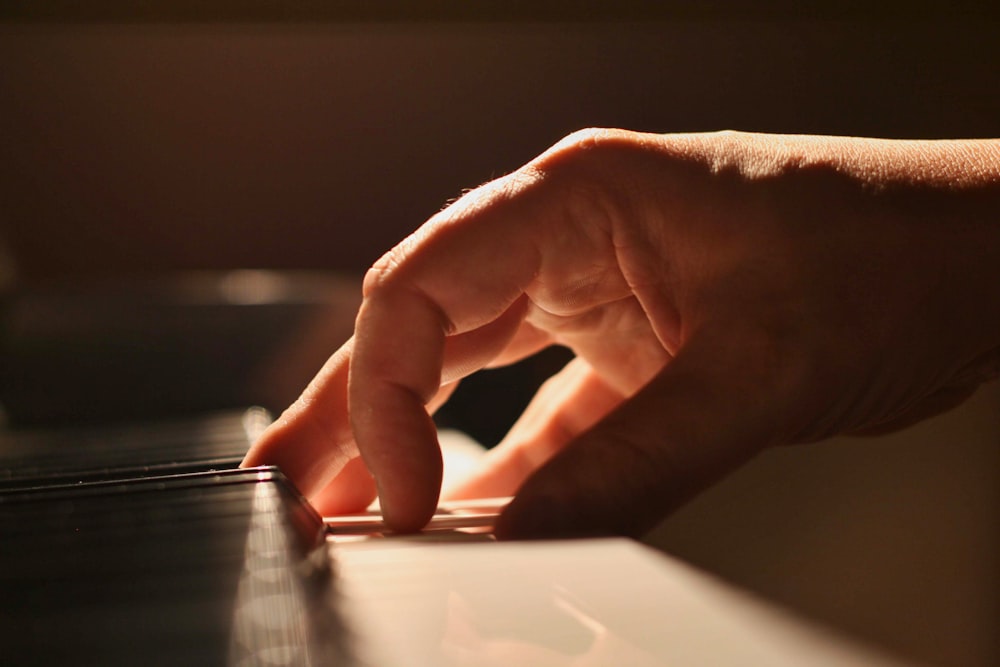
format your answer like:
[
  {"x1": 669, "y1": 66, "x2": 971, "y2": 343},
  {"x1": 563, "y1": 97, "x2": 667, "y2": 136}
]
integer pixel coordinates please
[{"x1": 494, "y1": 329, "x2": 787, "y2": 539}]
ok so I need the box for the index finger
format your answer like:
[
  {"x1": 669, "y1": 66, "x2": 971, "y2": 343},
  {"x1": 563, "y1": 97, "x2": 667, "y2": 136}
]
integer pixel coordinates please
[{"x1": 349, "y1": 170, "x2": 554, "y2": 532}]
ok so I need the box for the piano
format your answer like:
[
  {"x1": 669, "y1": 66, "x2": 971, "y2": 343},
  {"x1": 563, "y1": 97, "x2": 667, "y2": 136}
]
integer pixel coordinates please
[{"x1": 0, "y1": 405, "x2": 916, "y2": 666}]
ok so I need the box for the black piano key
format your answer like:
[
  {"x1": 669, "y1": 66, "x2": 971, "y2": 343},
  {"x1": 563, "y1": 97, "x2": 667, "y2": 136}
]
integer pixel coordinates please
[
  {"x1": 0, "y1": 407, "x2": 270, "y2": 490},
  {"x1": 0, "y1": 467, "x2": 354, "y2": 666}
]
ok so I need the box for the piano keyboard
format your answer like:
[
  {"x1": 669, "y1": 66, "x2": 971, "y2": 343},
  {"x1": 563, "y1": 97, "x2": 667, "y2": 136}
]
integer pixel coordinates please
[
  {"x1": 0, "y1": 410, "x2": 914, "y2": 666},
  {"x1": 0, "y1": 409, "x2": 353, "y2": 666},
  {"x1": 0, "y1": 410, "x2": 509, "y2": 665},
  {"x1": 0, "y1": 407, "x2": 271, "y2": 490}
]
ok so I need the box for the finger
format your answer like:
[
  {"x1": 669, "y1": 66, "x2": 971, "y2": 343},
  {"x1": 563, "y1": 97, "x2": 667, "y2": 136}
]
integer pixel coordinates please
[
  {"x1": 484, "y1": 319, "x2": 552, "y2": 369},
  {"x1": 349, "y1": 164, "x2": 614, "y2": 532},
  {"x1": 310, "y1": 455, "x2": 377, "y2": 516},
  {"x1": 307, "y1": 378, "x2": 460, "y2": 509},
  {"x1": 241, "y1": 340, "x2": 357, "y2": 498},
  {"x1": 494, "y1": 327, "x2": 784, "y2": 539},
  {"x1": 349, "y1": 254, "x2": 533, "y2": 531},
  {"x1": 439, "y1": 295, "x2": 533, "y2": 383},
  {"x1": 444, "y1": 357, "x2": 624, "y2": 500}
]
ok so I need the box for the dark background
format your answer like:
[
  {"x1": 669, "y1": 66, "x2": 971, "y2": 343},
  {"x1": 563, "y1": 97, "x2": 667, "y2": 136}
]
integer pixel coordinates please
[{"x1": 2, "y1": 7, "x2": 999, "y2": 281}]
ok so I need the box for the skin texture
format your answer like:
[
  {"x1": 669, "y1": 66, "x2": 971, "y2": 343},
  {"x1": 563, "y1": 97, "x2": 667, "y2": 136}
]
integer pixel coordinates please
[{"x1": 242, "y1": 130, "x2": 1000, "y2": 538}]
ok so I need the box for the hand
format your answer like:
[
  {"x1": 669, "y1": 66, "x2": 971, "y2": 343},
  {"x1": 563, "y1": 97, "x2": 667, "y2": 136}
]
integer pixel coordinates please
[{"x1": 242, "y1": 129, "x2": 1000, "y2": 537}]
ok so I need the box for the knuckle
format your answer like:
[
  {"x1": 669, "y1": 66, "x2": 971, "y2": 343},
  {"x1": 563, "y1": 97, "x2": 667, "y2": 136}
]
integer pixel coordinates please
[
  {"x1": 561, "y1": 127, "x2": 617, "y2": 150},
  {"x1": 362, "y1": 236, "x2": 417, "y2": 297},
  {"x1": 544, "y1": 127, "x2": 634, "y2": 171},
  {"x1": 711, "y1": 128, "x2": 746, "y2": 140},
  {"x1": 531, "y1": 129, "x2": 644, "y2": 233},
  {"x1": 362, "y1": 258, "x2": 394, "y2": 298}
]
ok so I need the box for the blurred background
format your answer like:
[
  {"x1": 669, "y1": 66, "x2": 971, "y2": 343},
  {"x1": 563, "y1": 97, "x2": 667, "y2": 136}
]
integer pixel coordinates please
[{"x1": 1, "y1": 3, "x2": 997, "y2": 666}]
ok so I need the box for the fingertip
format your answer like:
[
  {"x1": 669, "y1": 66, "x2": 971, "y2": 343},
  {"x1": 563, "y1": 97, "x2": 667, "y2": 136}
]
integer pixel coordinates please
[
  {"x1": 241, "y1": 408, "x2": 353, "y2": 499},
  {"x1": 381, "y1": 499, "x2": 439, "y2": 534},
  {"x1": 356, "y1": 406, "x2": 444, "y2": 534},
  {"x1": 377, "y1": 453, "x2": 444, "y2": 533},
  {"x1": 243, "y1": 340, "x2": 358, "y2": 497}
]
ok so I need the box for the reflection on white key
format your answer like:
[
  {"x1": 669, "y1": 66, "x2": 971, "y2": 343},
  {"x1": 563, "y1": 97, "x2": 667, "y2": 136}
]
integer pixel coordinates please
[
  {"x1": 324, "y1": 497, "x2": 512, "y2": 536},
  {"x1": 333, "y1": 538, "x2": 915, "y2": 667}
]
